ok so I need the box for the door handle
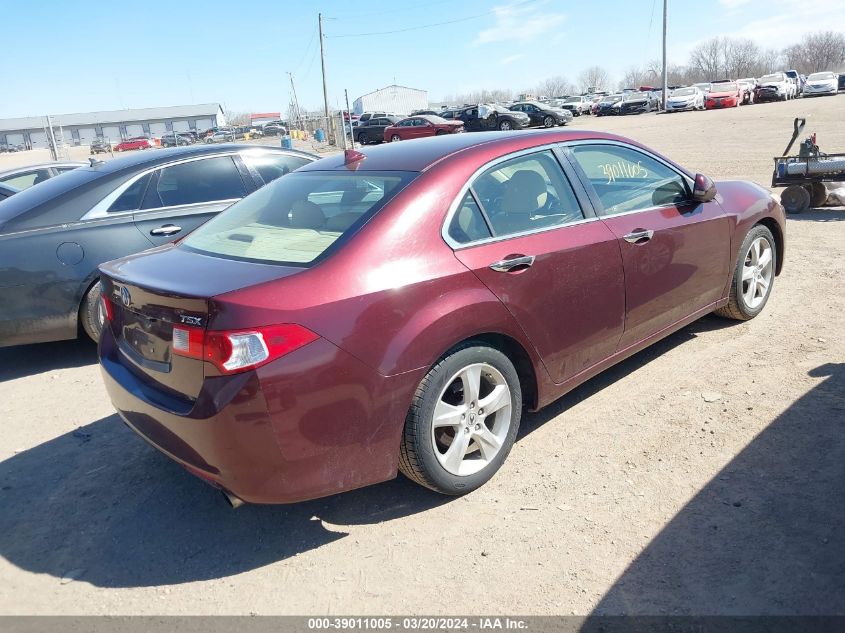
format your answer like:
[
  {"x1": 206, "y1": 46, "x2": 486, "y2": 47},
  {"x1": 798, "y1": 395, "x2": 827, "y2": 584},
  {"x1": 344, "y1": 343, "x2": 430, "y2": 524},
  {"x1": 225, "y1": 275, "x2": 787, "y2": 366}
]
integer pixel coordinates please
[
  {"x1": 489, "y1": 255, "x2": 535, "y2": 272},
  {"x1": 150, "y1": 224, "x2": 182, "y2": 236},
  {"x1": 623, "y1": 229, "x2": 654, "y2": 244}
]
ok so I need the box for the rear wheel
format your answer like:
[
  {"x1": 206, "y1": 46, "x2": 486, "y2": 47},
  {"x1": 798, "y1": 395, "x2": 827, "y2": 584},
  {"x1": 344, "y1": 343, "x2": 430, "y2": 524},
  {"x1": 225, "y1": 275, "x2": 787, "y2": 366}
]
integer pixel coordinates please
[
  {"x1": 390, "y1": 134, "x2": 401, "y2": 142},
  {"x1": 715, "y1": 225, "x2": 776, "y2": 321},
  {"x1": 807, "y1": 182, "x2": 827, "y2": 208},
  {"x1": 781, "y1": 184, "x2": 810, "y2": 214},
  {"x1": 399, "y1": 344, "x2": 522, "y2": 495},
  {"x1": 80, "y1": 281, "x2": 104, "y2": 343}
]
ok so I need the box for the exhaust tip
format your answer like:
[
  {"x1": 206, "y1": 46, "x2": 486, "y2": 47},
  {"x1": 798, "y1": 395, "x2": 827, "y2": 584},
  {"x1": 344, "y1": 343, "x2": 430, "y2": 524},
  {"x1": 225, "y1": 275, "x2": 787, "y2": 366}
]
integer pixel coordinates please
[{"x1": 221, "y1": 490, "x2": 245, "y2": 509}]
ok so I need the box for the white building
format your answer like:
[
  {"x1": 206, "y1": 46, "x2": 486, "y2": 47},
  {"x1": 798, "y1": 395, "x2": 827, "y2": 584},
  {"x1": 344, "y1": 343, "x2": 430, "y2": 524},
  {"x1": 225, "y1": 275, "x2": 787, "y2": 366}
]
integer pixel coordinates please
[
  {"x1": 0, "y1": 103, "x2": 226, "y2": 149},
  {"x1": 353, "y1": 85, "x2": 427, "y2": 116}
]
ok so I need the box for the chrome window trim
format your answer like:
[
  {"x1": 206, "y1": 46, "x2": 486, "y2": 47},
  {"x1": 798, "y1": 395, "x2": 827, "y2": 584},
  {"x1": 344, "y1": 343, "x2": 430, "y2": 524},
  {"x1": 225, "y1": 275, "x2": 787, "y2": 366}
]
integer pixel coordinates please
[
  {"x1": 79, "y1": 148, "x2": 307, "y2": 221},
  {"x1": 441, "y1": 143, "x2": 593, "y2": 251},
  {"x1": 563, "y1": 138, "x2": 695, "y2": 218}
]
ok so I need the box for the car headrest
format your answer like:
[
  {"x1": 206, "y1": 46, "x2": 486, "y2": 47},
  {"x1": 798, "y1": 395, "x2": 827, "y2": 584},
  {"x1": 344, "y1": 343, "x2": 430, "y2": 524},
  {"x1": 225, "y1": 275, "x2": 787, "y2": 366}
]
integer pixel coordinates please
[
  {"x1": 501, "y1": 169, "x2": 548, "y2": 215},
  {"x1": 287, "y1": 200, "x2": 325, "y2": 230}
]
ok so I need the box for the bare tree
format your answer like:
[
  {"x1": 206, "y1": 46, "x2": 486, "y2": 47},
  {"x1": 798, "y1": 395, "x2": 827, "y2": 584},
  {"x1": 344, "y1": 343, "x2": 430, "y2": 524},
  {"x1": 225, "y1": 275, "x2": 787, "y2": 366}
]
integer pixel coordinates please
[
  {"x1": 784, "y1": 31, "x2": 845, "y2": 73},
  {"x1": 578, "y1": 66, "x2": 609, "y2": 92},
  {"x1": 224, "y1": 110, "x2": 250, "y2": 126},
  {"x1": 535, "y1": 76, "x2": 576, "y2": 98},
  {"x1": 689, "y1": 37, "x2": 724, "y2": 80},
  {"x1": 724, "y1": 38, "x2": 761, "y2": 79}
]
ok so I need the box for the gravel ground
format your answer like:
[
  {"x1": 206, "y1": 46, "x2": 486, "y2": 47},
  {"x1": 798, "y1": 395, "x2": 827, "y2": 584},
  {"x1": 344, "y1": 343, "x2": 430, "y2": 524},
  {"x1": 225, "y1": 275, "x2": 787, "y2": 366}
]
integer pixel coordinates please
[{"x1": 1, "y1": 95, "x2": 844, "y2": 616}]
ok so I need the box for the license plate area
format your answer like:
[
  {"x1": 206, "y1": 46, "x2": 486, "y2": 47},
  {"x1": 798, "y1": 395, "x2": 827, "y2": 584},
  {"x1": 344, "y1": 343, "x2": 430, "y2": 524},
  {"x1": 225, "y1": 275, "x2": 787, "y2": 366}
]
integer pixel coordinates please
[{"x1": 121, "y1": 309, "x2": 173, "y2": 369}]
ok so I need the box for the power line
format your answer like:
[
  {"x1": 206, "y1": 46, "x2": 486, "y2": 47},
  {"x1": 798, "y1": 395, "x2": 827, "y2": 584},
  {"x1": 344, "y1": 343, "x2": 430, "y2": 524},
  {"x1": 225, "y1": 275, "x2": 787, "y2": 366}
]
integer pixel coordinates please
[
  {"x1": 335, "y1": 0, "x2": 454, "y2": 19},
  {"x1": 326, "y1": 0, "x2": 538, "y2": 39},
  {"x1": 291, "y1": 27, "x2": 318, "y2": 75}
]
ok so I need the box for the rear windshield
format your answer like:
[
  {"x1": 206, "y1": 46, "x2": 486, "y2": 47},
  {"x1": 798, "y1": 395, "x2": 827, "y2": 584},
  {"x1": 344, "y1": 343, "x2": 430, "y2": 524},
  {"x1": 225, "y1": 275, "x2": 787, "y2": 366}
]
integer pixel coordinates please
[
  {"x1": 180, "y1": 171, "x2": 415, "y2": 266},
  {"x1": 0, "y1": 167, "x2": 100, "y2": 230}
]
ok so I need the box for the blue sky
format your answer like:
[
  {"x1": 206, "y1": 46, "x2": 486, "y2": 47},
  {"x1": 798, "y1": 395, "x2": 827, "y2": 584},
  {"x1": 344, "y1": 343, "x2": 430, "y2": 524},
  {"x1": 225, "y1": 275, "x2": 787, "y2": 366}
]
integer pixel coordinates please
[{"x1": 2, "y1": 0, "x2": 843, "y2": 118}]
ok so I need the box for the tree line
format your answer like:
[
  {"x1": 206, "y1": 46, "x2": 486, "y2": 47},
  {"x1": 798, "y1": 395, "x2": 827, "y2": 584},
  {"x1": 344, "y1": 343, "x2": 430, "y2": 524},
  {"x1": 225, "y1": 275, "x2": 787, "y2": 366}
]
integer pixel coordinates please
[{"x1": 442, "y1": 30, "x2": 845, "y2": 104}]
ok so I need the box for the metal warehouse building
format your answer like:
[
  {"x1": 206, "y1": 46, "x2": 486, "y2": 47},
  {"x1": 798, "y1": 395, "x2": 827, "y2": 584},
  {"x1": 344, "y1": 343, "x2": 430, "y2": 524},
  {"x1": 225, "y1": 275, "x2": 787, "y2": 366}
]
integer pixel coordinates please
[
  {"x1": 0, "y1": 103, "x2": 226, "y2": 149},
  {"x1": 353, "y1": 85, "x2": 427, "y2": 116}
]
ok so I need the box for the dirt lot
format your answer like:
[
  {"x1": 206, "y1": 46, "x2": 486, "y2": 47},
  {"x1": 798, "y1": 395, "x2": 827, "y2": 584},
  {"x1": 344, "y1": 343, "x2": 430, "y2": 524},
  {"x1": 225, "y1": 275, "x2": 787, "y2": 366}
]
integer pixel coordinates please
[{"x1": 1, "y1": 95, "x2": 844, "y2": 616}]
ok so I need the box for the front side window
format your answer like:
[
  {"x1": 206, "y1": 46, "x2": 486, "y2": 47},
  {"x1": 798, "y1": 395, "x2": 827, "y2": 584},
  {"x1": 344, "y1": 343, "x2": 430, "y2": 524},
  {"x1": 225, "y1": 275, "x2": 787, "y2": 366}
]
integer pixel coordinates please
[
  {"x1": 181, "y1": 171, "x2": 415, "y2": 265},
  {"x1": 470, "y1": 150, "x2": 584, "y2": 238},
  {"x1": 570, "y1": 144, "x2": 689, "y2": 216},
  {"x1": 243, "y1": 153, "x2": 311, "y2": 185},
  {"x1": 144, "y1": 156, "x2": 246, "y2": 209}
]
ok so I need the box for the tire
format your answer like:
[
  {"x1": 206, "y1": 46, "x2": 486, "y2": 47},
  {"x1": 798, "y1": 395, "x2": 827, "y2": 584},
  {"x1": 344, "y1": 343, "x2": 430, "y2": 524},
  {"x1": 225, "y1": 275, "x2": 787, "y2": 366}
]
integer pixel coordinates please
[
  {"x1": 356, "y1": 133, "x2": 366, "y2": 145},
  {"x1": 80, "y1": 281, "x2": 104, "y2": 343},
  {"x1": 781, "y1": 184, "x2": 810, "y2": 214},
  {"x1": 543, "y1": 116, "x2": 554, "y2": 128},
  {"x1": 714, "y1": 225, "x2": 777, "y2": 321},
  {"x1": 390, "y1": 134, "x2": 401, "y2": 142},
  {"x1": 807, "y1": 182, "x2": 827, "y2": 208},
  {"x1": 435, "y1": 130, "x2": 448, "y2": 136},
  {"x1": 499, "y1": 120, "x2": 512, "y2": 131},
  {"x1": 398, "y1": 343, "x2": 522, "y2": 495}
]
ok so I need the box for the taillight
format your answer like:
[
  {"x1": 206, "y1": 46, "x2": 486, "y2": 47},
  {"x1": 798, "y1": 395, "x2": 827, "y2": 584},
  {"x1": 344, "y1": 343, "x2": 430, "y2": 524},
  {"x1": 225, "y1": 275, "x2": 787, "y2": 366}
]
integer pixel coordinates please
[
  {"x1": 100, "y1": 295, "x2": 114, "y2": 322},
  {"x1": 172, "y1": 324, "x2": 318, "y2": 374}
]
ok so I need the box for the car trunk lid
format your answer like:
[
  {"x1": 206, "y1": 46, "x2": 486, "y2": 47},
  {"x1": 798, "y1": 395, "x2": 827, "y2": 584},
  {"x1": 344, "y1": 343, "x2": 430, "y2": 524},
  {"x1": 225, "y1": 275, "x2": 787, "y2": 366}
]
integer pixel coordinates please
[{"x1": 100, "y1": 243, "x2": 303, "y2": 400}]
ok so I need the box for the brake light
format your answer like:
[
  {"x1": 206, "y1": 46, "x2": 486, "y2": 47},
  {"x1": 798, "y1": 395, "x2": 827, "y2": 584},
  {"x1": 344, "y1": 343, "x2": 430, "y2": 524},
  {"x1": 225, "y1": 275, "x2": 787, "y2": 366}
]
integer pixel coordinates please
[
  {"x1": 100, "y1": 295, "x2": 114, "y2": 322},
  {"x1": 172, "y1": 324, "x2": 318, "y2": 374}
]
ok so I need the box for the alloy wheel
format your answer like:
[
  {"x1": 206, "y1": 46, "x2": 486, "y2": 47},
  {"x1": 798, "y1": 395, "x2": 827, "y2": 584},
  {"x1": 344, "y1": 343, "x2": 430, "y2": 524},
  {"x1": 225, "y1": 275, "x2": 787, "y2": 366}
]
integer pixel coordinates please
[
  {"x1": 741, "y1": 236, "x2": 774, "y2": 309},
  {"x1": 391, "y1": 135, "x2": 401, "y2": 142},
  {"x1": 431, "y1": 363, "x2": 512, "y2": 477}
]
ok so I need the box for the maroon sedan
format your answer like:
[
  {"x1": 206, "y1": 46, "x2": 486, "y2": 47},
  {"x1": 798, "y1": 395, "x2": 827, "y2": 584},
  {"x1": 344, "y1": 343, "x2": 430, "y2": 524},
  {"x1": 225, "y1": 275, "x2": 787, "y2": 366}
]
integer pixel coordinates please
[
  {"x1": 384, "y1": 115, "x2": 463, "y2": 142},
  {"x1": 98, "y1": 131, "x2": 785, "y2": 506}
]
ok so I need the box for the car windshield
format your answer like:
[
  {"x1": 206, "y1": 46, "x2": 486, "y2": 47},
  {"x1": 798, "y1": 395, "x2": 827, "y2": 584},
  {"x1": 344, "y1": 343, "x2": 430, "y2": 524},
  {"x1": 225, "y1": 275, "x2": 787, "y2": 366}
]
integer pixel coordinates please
[
  {"x1": 564, "y1": 97, "x2": 581, "y2": 103},
  {"x1": 488, "y1": 104, "x2": 509, "y2": 113},
  {"x1": 713, "y1": 83, "x2": 737, "y2": 92},
  {"x1": 760, "y1": 74, "x2": 783, "y2": 82},
  {"x1": 624, "y1": 92, "x2": 645, "y2": 101},
  {"x1": 673, "y1": 88, "x2": 695, "y2": 96},
  {"x1": 181, "y1": 171, "x2": 416, "y2": 266},
  {"x1": 0, "y1": 168, "x2": 100, "y2": 230},
  {"x1": 808, "y1": 72, "x2": 835, "y2": 81}
]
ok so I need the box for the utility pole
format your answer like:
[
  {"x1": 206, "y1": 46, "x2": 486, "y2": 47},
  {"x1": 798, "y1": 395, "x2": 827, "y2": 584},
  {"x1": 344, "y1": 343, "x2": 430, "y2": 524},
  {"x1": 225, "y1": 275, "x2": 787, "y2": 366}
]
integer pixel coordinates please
[
  {"x1": 345, "y1": 89, "x2": 355, "y2": 150},
  {"x1": 318, "y1": 13, "x2": 334, "y2": 144},
  {"x1": 288, "y1": 72, "x2": 302, "y2": 130},
  {"x1": 661, "y1": 0, "x2": 669, "y2": 111},
  {"x1": 46, "y1": 115, "x2": 58, "y2": 161}
]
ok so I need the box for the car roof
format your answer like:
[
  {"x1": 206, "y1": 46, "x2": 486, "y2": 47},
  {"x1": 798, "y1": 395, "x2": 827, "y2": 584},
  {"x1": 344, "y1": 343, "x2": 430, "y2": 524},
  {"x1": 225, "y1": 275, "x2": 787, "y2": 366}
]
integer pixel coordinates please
[
  {"x1": 298, "y1": 129, "x2": 637, "y2": 173},
  {"x1": 0, "y1": 162, "x2": 85, "y2": 178}
]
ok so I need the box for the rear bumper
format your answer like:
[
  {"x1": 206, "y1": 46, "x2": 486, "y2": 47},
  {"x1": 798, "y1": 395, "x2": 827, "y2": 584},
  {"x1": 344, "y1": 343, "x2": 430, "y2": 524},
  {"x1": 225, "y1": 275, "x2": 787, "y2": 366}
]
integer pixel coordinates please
[{"x1": 100, "y1": 325, "x2": 423, "y2": 504}]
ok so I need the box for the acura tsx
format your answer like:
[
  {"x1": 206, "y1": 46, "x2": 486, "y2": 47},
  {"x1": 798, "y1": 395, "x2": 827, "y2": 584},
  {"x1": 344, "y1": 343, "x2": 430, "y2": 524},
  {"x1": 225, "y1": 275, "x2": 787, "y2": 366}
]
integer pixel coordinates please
[{"x1": 98, "y1": 130, "x2": 785, "y2": 506}]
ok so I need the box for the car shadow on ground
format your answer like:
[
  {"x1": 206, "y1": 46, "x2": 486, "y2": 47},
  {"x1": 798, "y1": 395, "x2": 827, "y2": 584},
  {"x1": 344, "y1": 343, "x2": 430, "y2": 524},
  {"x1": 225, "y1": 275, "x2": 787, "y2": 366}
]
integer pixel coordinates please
[
  {"x1": 786, "y1": 206, "x2": 845, "y2": 222},
  {"x1": 586, "y1": 362, "x2": 845, "y2": 616},
  {"x1": 519, "y1": 314, "x2": 735, "y2": 438},
  {"x1": 0, "y1": 315, "x2": 737, "y2": 589},
  {"x1": 0, "y1": 338, "x2": 97, "y2": 383}
]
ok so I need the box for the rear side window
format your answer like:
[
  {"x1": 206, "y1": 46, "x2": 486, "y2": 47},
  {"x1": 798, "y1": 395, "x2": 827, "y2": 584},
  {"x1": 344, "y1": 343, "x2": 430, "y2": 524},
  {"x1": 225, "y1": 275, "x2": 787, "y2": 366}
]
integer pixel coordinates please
[
  {"x1": 243, "y1": 153, "x2": 311, "y2": 185},
  {"x1": 108, "y1": 173, "x2": 151, "y2": 212},
  {"x1": 471, "y1": 150, "x2": 584, "y2": 238},
  {"x1": 143, "y1": 156, "x2": 246, "y2": 209},
  {"x1": 448, "y1": 192, "x2": 492, "y2": 244},
  {"x1": 181, "y1": 171, "x2": 415, "y2": 265}
]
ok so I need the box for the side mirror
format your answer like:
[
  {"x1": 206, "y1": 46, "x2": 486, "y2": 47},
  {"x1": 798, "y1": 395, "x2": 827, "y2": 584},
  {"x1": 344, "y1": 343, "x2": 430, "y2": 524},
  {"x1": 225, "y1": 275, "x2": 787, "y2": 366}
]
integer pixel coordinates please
[{"x1": 692, "y1": 173, "x2": 717, "y2": 202}]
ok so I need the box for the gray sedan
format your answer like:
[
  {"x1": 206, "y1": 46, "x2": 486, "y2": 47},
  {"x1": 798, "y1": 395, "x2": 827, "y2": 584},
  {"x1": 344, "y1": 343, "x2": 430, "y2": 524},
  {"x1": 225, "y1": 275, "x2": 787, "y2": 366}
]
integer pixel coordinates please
[
  {"x1": 0, "y1": 145, "x2": 315, "y2": 347},
  {"x1": 0, "y1": 162, "x2": 85, "y2": 191}
]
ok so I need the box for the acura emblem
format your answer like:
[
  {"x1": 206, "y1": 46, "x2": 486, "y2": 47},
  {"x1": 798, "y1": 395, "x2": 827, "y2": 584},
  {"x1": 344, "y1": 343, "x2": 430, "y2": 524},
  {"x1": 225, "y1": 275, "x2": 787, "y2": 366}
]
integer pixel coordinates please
[{"x1": 120, "y1": 286, "x2": 131, "y2": 307}]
